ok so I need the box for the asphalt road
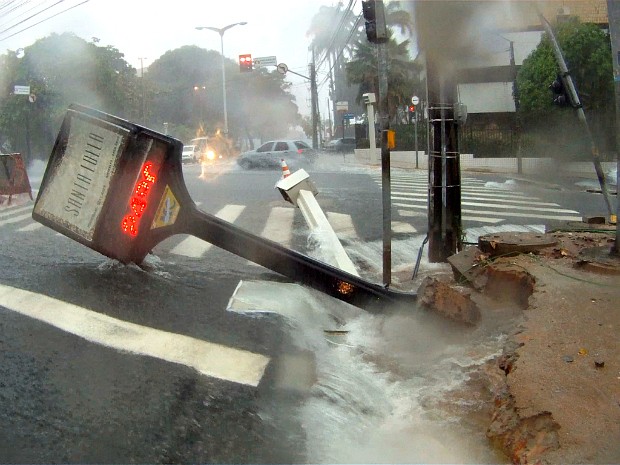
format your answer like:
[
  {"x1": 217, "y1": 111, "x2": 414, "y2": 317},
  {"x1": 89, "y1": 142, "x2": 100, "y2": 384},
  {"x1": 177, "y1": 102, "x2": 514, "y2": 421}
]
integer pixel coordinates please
[{"x1": 0, "y1": 154, "x2": 609, "y2": 462}]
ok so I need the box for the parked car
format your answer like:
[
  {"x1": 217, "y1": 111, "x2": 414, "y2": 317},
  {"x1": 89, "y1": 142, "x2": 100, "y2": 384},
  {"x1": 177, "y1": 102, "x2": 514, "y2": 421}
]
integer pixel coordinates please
[
  {"x1": 181, "y1": 144, "x2": 198, "y2": 163},
  {"x1": 324, "y1": 137, "x2": 356, "y2": 154},
  {"x1": 237, "y1": 140, "x2": 317, "y2": 169}
]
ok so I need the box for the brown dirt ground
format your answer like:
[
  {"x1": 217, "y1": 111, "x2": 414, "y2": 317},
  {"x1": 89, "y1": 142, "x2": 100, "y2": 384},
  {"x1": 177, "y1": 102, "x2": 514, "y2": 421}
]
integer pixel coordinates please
[{"x1": 501, "y1": 231, "x2": 620, "y2": 464}]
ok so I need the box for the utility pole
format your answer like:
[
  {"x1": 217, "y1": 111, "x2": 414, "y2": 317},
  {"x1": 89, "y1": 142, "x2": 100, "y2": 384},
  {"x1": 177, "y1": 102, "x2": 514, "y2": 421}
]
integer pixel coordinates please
[
  {"x1": 508, "y1": 40, "x2": 523, "y2": 175},
  {"x1": 362, "y1": 0, "x2": 391, "y2": 285},
  {"x1": 606, "y1": 0, "x2": 620, "y2": 255},
  {"x1": 138, "y1": 57, "x2": 147, "y2": 124},
  {"x1": 310, "y1": 49, "x2": 319, "y2": 150},
  {"x1": 427, "y1": 57, "x2": 462, "y2": 263}
]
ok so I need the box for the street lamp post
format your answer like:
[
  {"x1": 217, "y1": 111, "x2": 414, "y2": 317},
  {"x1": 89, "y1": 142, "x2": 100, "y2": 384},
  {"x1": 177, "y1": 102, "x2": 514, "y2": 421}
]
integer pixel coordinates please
[{"x1": 195, "y1": 22, "x2": 247, "y2": 135}]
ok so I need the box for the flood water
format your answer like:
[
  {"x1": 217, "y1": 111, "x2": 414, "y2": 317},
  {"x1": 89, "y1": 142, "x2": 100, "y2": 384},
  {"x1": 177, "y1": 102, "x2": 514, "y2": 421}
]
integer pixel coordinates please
[{"x1": 229, "y1": 233, "x2": 515, "y2": 464}]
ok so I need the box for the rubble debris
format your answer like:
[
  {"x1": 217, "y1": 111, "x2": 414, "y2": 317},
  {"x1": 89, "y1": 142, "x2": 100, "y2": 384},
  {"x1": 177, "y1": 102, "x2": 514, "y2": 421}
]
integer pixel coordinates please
[
  {"x1": 483, "y1": 261, "x2": 536, "y2": 309},
  {"x1": 417, "y1": 276, "x2": 481, "y2": 325},
  {"x1": 478, "y1": 232, "x2": 558, "y2": 257},
  {"x1": 594, "y1": 360, "x2": 605, "y2": 368}
]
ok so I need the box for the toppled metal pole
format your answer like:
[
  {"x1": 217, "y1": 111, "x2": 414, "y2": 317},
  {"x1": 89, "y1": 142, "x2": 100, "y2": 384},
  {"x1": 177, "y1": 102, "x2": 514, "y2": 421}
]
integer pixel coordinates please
[
  {"x1": 540, "y1": 13, "x2": 613, "y2": 217},
  {"x1": 276, "y1": 169, "x2": 359, "y2": 276}
]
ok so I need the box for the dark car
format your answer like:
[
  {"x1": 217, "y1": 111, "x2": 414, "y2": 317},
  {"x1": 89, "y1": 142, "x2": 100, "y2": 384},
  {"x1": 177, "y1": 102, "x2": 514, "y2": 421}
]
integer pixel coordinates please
[
  {"x1": 237, "y1": 140, "x2": 317, "y2": 169},
  {"x1": 324, "y1": 137, "x2": 356, "y2": 154}
]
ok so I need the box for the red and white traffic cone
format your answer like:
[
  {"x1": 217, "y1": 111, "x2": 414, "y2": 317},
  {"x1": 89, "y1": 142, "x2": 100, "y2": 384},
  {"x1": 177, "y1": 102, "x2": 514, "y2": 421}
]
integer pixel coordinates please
[{"x1": 281, "y1": 159, "x2": 291, "y2": 178}]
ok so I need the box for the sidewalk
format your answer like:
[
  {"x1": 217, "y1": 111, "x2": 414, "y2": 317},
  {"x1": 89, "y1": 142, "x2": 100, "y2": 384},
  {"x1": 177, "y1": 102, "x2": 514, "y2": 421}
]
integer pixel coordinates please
[{"x1": 353, "y1": 148, "x2": 618, "y2": 183}]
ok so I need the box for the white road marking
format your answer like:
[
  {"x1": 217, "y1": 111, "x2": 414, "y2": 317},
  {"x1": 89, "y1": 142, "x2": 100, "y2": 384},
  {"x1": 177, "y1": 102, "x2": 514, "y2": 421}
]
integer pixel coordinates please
[
  {"x1": 391, "y1": 190, "x2": 551, "y2": 203},
  {"x1": 170, "y1": 204, "x2": 245, "y2": 257},
  {"x1": 326, "y1": 211, "x2": 357, "y2": 240},
  {"x1": 392, "y1": 222, "x2": 417, "y2": 233},
  {"x1": 0, "y1": 284, "x2": 269, "y2": 387},
  {"x1": 261, "y1": 206, "x2": 295, "y2": 245},
  {"x1": 392, "y1": 202, "x2": 581, "y2": 222},
  {"x1": 0, "y1": 212, "x2": 32, "y2": 226},
  {"x1": 392, "y1": 196, "x2": 578, "y2": 214},
  {"x1": 0, "y1": 205, "x2": 31, "y2": 219},
  {"x1": 18, "y1": 222, "x2": 44, "y2": 232}
]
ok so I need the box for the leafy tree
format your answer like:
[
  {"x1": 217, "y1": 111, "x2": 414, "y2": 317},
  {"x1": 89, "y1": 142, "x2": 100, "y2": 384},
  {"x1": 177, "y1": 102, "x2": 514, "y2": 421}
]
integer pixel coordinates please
[
  {"x1": 0, "y1": 33, "x2": 140, "y2": 161},
  {"x1": 146, "y1": 46, "x2": 301, "y2": 146},
  {"x1": 345, "y1": 32, "x2": 420, "y2": 122},
  {"x1": 516, "y1": 18, "x2": 614, "y2": 156},
  {"x1": 517, "y1": 18, "x2": 613, "y2": 122}
]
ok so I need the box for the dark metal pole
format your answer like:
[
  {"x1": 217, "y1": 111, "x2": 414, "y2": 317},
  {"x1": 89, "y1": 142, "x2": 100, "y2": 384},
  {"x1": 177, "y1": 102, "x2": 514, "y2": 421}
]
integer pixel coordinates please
[
  {"x1": 607, "y1": 0, "x2": 620, "y2": 255},
  {"x1": 310, "y1": 49, "x2": 319, "y2": 150},
  {"x1": 414, "y1": 106, "x2": 419, "y2": 169},
  {"x1": 378, "y1": 41, "x2": 391, "y2": 286},
  {"x1": 508, "y1": 40, "x2": 523, "y2": 175},
  {"x1": 427, "y1": 59, "x2": 462, "y2": 263}
]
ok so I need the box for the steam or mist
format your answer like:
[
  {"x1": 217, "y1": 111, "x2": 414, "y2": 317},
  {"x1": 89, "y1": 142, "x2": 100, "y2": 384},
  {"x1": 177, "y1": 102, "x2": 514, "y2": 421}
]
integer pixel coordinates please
[{"x1": 411, "y1": 1, "x2": 544, "y2": 76}]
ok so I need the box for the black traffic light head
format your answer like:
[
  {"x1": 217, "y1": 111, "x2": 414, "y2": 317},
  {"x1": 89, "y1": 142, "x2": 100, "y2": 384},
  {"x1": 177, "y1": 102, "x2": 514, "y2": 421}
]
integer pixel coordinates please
[
  {"x1": 549, "y1": 73, "x2": 569, "y2": 106},
  {"x1": 362, "y1": 0, "x2": 387, "y2": 44},
  {"x1": 239, "y1": 54, "x2": 252, "y2": 72}
]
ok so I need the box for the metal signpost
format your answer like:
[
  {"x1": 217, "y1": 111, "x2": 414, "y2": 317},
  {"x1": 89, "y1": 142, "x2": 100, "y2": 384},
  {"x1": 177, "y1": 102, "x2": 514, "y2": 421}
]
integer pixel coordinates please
[
  {"x1": 412, "y1": 95, "x2": 420, "y2": 169},
  {"x1": 33, "y1": 105, "x2": 417, "y2": 312}
]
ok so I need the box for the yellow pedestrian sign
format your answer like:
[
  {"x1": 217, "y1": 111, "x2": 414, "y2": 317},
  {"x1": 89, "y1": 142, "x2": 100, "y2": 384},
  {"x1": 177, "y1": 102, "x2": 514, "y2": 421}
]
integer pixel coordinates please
[{"x1": 151, "y1": 185, "x2": 180, "y2": 229}]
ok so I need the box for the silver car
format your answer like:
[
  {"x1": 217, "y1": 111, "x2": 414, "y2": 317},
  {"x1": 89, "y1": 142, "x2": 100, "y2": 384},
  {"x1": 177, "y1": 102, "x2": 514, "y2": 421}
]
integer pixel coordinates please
[{"x1": 236, "y1": 140, "x2": 317, "y2": 169}]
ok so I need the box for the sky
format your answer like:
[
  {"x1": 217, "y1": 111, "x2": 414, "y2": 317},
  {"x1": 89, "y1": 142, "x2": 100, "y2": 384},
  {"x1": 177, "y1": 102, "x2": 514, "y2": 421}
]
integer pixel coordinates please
[{"x1": 0, "y1": 0, "x2": 337, "y2": 117}]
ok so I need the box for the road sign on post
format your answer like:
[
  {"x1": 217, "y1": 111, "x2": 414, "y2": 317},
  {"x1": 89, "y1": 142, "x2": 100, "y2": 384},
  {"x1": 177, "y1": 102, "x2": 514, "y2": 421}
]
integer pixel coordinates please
[
  {"x1": 252, "y1": 56, "x2": 277, "y2": 68},
  {"x1": 14, "y1": 85, "x2": 30, "y2": 95},
  {"x1": 32, "y1": 104, "x2": 417, "y2": 311}
]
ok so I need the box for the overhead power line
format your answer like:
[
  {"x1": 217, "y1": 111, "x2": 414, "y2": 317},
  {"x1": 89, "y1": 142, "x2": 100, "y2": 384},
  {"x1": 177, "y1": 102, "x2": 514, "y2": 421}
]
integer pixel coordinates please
[{"x1": 0, "y1": 0, "x2": 90, "y2": 42}]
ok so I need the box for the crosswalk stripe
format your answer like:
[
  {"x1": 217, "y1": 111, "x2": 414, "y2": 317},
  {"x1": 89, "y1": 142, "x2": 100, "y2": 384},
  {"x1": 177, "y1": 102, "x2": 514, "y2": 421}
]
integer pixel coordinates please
[
  {"x1": 18, "y1": 222, "x2": 44, "y2": 232},
  {"x1": 0, "y1": 283, "x2": 269, "y2": 387},
  {"x1": 261, "y1": 207, "x2": 295, "y2": 245},
  {"x1": 0, "y1": 212, "x2": 32, "y2": 227},
  {"x1": 392, "y1": 222, "x2": 417, "y2": 233},
  {"x1": 392, "y1": 202, "x2": 581, "y2": 221},
  {"x1": 0, "y1": 205, "x2": 31, "y2": 219},
  {"x1": 391, "y1": 196, "x2": 578, "y2": 214},
  {"x1": 391, "y1": 190, "x2": 550, "y2": 203},
  {"x1": 170, "y1": 205, "x2": 245, "y2": 258},
  {"x1": 326, "y1": 211, "x2": 357, "y2": 240}
]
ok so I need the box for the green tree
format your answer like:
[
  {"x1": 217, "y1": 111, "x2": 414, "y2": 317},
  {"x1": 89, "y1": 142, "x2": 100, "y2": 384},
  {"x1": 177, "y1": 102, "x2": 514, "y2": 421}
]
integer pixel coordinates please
[
  {"x1": 345, "y1": 32, "x2": 419, "y2": 121},
  {"x1": 146, "y1": 46, "x2": 301, "y2": 146},
  {"x1": 0, "y1": 33, "x2": 140, "y2": 161},
  {"x1": 516, "y1": 18, "x2": 613, "y2": 156}
]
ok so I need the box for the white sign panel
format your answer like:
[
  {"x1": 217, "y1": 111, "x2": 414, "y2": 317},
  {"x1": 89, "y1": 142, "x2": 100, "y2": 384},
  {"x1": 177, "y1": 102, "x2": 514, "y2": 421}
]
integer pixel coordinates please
[
  {"x1": 253, "y1": 56, "x2": 277, "y2": 68},
  {"x1": 14, "y1": 85, "x2": 30, "y2": 95},
  {"x1": 336, "y1": 101, "x2": 348, "y2": 111},
  {"x1": 34, "y1": 115, "x2": 130, "y2": 241}
]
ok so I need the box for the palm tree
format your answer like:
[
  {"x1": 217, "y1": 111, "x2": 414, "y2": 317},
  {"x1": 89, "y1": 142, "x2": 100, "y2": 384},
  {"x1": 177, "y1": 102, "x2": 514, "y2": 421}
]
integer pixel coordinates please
[{"x1": 345, "y1": 31, "x2": 420, "y2": 123}]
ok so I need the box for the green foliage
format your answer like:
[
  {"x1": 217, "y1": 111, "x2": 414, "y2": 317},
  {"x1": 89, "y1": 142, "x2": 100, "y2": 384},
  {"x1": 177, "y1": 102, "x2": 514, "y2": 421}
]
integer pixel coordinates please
[
  {"x1": 0, "y1": 33, "x2": 140, "y2": 161},
  {"x1": 345, "y1": 33, "x2": 420, "y2": 120},
  {"x1": 517, "y1": 18, "x2": 613, "y2": 125}
]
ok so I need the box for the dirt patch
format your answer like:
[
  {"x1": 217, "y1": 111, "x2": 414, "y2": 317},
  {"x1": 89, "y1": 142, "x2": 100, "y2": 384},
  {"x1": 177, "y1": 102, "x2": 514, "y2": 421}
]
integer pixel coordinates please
[{"x1": 420, "y1": 231, "x2": 620, "y2": 464}]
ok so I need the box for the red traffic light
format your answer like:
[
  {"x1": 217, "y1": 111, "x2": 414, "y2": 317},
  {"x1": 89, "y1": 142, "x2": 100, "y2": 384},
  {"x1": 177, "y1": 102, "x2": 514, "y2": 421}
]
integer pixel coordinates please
[
  {"x1": 408, "y1": 105, "x2": 415, "y2": 112},
  {"x1": 239, "y1": 54, "x2": 253, "y2": 72}
]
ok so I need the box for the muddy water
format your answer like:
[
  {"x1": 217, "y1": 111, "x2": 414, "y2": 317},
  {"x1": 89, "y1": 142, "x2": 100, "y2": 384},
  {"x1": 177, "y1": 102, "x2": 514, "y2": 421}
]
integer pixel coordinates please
[{"x1": 229, "y1": 236, "x2": 516, "y2": 463}]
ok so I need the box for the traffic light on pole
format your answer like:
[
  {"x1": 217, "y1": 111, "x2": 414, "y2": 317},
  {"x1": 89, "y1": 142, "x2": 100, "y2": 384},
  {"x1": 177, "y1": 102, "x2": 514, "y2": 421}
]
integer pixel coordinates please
[
  {"x1": 408, "y1": 105, "x2": 415, "y2": 123},
  {"x1": 362, "y1": 0, "x2": 387, "y2": 44},
  {"x1": 549, "y1": 73, "x2": 569, "y2": 106},
  {"x1": 239, "y1": 54, "x2": 252, "y2": 73}
]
